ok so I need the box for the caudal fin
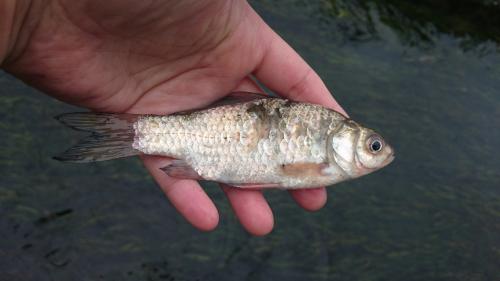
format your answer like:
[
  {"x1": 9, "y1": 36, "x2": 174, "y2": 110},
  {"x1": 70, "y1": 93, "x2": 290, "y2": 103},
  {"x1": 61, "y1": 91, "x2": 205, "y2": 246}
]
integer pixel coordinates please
[{"x1": 54, "y1": 112, "x2": 139, "y2": 163}]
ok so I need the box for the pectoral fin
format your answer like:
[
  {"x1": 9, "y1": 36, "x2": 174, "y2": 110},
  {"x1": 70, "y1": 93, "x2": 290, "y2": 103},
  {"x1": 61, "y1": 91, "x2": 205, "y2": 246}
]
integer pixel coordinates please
[
  {"x1": 160, "y1": 160, "x2": 202, "y2": 180},
  {"x1": 281, "y1": 162, "x2": 328, "y2": 177}
]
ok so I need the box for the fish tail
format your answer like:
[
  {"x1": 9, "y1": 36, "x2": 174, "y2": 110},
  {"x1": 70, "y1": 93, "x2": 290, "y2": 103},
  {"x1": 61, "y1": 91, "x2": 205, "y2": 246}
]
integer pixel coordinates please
[{"x1": 54, "y1": 112, "x2": 139, "y2": 163}]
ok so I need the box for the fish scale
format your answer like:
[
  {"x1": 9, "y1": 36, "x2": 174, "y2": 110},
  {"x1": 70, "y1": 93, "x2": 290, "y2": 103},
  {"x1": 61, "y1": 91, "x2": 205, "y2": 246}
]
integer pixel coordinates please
[
  {"x1": 132, "y1": 99, "x2": 338, "y2": 187},
  {"x1": 55, "y1": 93, "x2": 394, "y2": 189}
]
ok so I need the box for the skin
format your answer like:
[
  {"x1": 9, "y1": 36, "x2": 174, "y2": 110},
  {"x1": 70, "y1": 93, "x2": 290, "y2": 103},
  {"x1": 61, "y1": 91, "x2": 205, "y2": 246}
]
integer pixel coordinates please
[{"x1": 0, "y1": 0, "x2": 347, "y2": 235}]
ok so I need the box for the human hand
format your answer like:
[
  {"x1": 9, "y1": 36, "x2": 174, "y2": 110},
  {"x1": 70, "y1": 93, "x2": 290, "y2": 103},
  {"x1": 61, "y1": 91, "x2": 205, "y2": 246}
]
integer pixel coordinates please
[{"x1": 2, "y1": 0, "x2": 346, "y2": 235}]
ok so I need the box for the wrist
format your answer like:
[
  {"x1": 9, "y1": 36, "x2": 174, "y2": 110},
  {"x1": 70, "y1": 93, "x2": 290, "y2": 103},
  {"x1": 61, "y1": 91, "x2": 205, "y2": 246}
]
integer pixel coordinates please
[{"x1": 0, "y1": 0, "x2": 42, "y2": 66}]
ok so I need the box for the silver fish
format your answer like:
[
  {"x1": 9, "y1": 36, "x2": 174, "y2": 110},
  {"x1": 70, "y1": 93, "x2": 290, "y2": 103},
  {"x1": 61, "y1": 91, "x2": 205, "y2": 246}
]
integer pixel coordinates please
[{"x1": 55, "y1": 92, "x2": 394, "y2": 189}]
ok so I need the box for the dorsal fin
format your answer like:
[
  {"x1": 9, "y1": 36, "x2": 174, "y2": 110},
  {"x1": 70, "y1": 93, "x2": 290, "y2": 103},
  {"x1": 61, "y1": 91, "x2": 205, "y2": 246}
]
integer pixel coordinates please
[
  {"x1": 212, "y1": 92, "x2": 270, "y2": 107},
  {"x1": 174, "y1": 92, "x2": 270, "y2": 115}
]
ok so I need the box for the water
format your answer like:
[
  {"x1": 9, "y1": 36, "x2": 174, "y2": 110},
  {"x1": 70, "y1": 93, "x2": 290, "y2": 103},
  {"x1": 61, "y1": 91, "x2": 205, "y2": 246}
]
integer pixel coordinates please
[{"x1": 1, "y1": 1, "x2": 499, "y2": 280}]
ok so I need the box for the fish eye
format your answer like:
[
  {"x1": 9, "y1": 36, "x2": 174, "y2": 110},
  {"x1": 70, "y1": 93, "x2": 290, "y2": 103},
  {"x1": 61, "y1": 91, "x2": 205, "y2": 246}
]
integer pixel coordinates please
[{"x1": 367, "y1": 135, "x2": 384, "y2": 153}]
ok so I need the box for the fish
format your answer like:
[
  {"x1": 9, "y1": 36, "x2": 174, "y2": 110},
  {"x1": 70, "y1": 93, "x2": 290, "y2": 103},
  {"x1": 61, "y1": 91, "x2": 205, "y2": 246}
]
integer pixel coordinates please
[{"x1": 54, "y1": 92, "x2": 394, "y2": 189}]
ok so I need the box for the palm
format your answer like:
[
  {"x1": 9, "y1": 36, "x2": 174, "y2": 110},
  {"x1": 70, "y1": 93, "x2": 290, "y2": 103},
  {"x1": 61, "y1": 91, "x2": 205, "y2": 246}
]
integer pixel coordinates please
[{"x1": 5, "y1": 0, "x2": 345, "y2": 235}]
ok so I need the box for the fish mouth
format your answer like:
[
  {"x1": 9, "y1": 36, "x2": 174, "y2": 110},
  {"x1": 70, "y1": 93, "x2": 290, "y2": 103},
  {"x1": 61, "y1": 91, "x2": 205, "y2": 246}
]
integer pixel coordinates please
[
  {"x1": 379, "y1": 147, "x2": 396, "y2": 168},
  {"x1": 383, "y1": 152, "x2": 395, "y2": 167}
]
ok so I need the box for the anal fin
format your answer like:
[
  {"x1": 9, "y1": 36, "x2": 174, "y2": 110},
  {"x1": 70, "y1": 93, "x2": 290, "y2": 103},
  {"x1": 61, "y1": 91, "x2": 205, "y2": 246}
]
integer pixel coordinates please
[
  {"x1": 160, "y1": 160, "x2": 202, "y2": 180},
  {"x1": 231, "y1": 183, "x2": 282, "y2": 189}
]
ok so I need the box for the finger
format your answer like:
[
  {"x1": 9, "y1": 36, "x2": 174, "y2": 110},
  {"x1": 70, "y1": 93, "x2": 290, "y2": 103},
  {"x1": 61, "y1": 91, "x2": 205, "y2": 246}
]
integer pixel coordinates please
[
  {"x1": 289, "y1": 187, "x2": 327, "y2": 211},
  {"x1": 221, "y1": 184, "x2": 274, "y2": 236},
  {"x1": 141, "y1": 155, "x2": 219, "y2": 231},
  {"x1": 251, "y1": 14, "x2": 348, "y2": 117}
]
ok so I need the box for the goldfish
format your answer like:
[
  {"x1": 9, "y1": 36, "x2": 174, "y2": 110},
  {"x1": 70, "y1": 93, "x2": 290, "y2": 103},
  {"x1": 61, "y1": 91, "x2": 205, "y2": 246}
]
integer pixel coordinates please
[{"x1": 55, "y1": 92, "x2": 394, "y2": 189}]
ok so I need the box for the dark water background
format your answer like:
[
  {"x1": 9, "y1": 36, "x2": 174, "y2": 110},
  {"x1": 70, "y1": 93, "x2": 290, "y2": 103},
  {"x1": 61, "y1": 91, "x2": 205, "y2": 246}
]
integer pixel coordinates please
[{"x1": 1, "y1": 1, "x2": 499, "y2": 280}]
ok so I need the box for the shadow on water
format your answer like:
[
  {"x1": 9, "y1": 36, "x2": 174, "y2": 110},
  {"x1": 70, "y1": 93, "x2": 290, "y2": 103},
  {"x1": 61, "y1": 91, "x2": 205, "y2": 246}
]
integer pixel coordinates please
[
  {"x1": 1, "y1": 0, "x2": 500, "y2": 281},
  {"x1": 293, "y1": 0, "x2": 500, "y2": 54}
]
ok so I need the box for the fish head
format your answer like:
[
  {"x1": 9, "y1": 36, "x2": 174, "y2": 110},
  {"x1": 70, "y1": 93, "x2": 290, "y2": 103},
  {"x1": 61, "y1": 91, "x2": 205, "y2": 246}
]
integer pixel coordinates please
[{"x1": 326, "y1": 120, "x2": 394, "y2": 179}]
